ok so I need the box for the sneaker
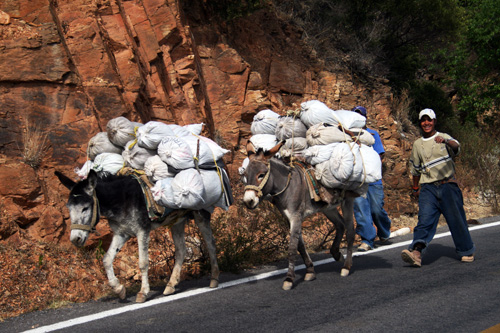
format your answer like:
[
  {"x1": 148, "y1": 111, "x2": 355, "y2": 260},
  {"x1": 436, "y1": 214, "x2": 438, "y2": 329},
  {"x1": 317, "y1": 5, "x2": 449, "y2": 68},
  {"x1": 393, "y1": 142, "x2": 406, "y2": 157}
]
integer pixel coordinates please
[
  {"x1": 461, "y1": 255, "x2": 474, "y2": 263},
  {"x1": 357, "y1": 242, "x2": 372, "y2": 252},
  {"x1": 401, "y1": 249, "x2": 422, "y2": 267}
]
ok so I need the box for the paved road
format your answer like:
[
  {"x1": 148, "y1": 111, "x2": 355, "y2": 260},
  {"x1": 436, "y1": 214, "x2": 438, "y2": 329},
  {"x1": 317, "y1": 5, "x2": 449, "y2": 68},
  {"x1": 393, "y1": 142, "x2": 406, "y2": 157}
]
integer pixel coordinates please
[{"x1": 3, "y1": 216, "x2": 500, "y2": 333}]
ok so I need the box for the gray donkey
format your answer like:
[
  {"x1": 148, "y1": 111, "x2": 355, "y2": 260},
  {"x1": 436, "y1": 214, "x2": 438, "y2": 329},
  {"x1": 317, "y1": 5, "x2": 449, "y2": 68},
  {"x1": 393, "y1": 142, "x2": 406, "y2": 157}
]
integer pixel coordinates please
[
  {"x1": 243, "y1": 142, "x2": 364, "y2": 290},
  {"x1": 55, "y1": 170, "x2": 220, "y2": 303}
]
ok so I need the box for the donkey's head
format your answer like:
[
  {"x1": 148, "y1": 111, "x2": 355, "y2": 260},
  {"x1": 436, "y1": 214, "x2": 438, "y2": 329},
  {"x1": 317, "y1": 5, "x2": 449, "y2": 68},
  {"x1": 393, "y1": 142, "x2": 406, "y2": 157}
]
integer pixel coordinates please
[
  {"x1": 243, "y1": 141, "x2": 284, "y2": 209},
  {"x1": 55, "y1": 170, "x2": 100, "y2": 247}
]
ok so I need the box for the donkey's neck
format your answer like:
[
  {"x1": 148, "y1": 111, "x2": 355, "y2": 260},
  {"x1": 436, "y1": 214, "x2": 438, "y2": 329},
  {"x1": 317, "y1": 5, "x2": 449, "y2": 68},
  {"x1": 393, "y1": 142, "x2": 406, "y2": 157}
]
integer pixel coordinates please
[
  {"x1": 268, "y1": 158, "x2": 296, "y2": 194},
  {"x1": 94, "y1": 175, "x2": 143, "y2": 218}
]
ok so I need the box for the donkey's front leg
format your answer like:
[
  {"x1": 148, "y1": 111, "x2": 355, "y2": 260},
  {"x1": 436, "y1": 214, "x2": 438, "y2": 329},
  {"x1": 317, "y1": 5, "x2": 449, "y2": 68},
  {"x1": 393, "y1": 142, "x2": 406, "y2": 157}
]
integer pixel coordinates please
[
  {"x1": 103, "y1": 234, "x2": 130, "y2": 300},
  {"x1": 283, "y1": 216, "x2": 302, "y2": 290},
  {"x1": 136, "y1": 231, "x2": 151, "y2": 303}
]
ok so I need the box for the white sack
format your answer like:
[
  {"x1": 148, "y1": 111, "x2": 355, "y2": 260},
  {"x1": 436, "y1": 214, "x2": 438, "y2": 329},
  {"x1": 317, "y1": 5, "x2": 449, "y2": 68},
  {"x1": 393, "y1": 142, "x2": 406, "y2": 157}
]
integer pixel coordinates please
[
  {"x1": 278, "y1": 137, "x2": 309, "y2": 158},
  {"x1": 169, "y1": 123, "x2": 204, "y2": 137},
  {"x1": 239, "y1": 157, "x2": 249, "y2": 184},
  {"x1": 275, "y1": 116, "x2": 307, "y2": 141},
  {"x1": 354, "y1": 144, "x2": 382, "y2": 183},
  {"x1": 187, "y1": 135, "x2": 230, "y2": 164},
  {"x1": 151, "y1": 177, "x2": 176, "y2": 208},
  {"x1": 171, "y1": 169, "x2": 206, "y2": 209},
  {"x1": 333, "y1": 110, "x2": 366, "y2": 130},
  {"x1": 75, "y1": 160, "x2": 94, "y2": 180},
  {"x1": 300, "y1": 100, "x2": 338, "y2": 128},
  {"x1": 136, "y1": 121, "x2": 175, "y2": 149},
  {"x1": 122, "y1": 140, "x2": 157, "y2": 170},
  {"x1": 306, "y1": 123, "x2": 352, "y2": 146},
  {"x1": 328, "y1": 142, "x2": 355, "y2": 182},
  {"x1": 347, "y1": 143, "x2": 364, "y2": 182},
  {"x1": 199, "y1": 169, "x2": 229, "y2": 212},
  {"x1": 249, "y1": 134, "x2": 278, "y2": 152},
  {"x1": 251, "y1": 109, "x2": 280, "y2": 135},
  {"x1": 239, "y1": 158, "x2": 249, "y2": 176},
  {"x1": 106, "y1": 117, "x2": 142, "y2": 147},
  {"x1": 314, "y1": 161, "x2": 343, "y2": 188},
  {"x1": 326, "y1": 143, "x2": 382, "y2": 184},
  {"x1": 144, "y1": 155, "x2": 176, "y2": 182},
  {"x1": 157, "y1": 136, "x2": 195, "y2": 170},
  {"x1": 303, "y1": 143, "x2": 339, "y2": 165},
  {"x1": 183, "y1": 123, "x2": 204, "y2": 135},
  {"x1": 284, "y1": 137, "x2": 309, "y2": 150},
  {"x1": 87, "y1": 132, "x2": 123, "y2": 160},
  {"x1": 314, "y1": 160, "x2": 367, "y2": 195},
  {"x1": 351, "y1": 130, "x2": 376, "y2": 146},
  {"x1": 92, "y1": 153, "x2": 124, "y2": 175}
]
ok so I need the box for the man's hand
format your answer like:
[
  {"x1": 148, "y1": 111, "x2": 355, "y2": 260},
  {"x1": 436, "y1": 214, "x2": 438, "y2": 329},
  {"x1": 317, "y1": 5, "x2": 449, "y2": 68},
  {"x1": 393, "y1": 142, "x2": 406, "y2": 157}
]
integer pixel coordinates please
[
  {"x1": 411, "y1": 187, "x2": 420, "y2": 199},
  {"x1": 435, "y1": 135, "x2": 459, "y2": 153},
  {"x1": 435, "y1": 136, "x2": 447, "y2": 144}
]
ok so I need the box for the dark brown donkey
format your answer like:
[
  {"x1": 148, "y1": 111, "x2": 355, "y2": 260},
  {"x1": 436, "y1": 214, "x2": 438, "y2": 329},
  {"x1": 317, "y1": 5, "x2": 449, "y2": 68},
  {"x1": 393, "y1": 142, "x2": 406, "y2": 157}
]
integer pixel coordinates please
[{"x1": 243, "y1": 142, "x2": 365, "y2": 290}]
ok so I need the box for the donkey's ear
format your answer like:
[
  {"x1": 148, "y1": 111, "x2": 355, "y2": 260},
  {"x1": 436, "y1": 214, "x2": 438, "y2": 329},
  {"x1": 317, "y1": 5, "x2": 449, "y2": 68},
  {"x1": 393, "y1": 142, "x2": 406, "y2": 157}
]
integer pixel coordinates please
[
  {"x1": 264, "y1": 141, "x2": 285, "y2": 158},
  {"x1": 246, "y1": 140, "x2": 256, "y2": 157},
  {"x1": 55, "y1": 171, "x2": 76, "y2": 190},
  {"x1": 84, "y1": 170, "x2": 98, "y2": 195}
]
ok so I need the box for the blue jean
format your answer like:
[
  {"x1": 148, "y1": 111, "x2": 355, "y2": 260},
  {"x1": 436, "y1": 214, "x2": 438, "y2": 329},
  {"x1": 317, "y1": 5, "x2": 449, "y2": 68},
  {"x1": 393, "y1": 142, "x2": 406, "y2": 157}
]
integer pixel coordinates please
[
  {"x1": 354, "y1": 184, "x2": 392, "y2": 247},
  {"x1": 410, "y1": 182, "x2": 475, "y2": 256}
]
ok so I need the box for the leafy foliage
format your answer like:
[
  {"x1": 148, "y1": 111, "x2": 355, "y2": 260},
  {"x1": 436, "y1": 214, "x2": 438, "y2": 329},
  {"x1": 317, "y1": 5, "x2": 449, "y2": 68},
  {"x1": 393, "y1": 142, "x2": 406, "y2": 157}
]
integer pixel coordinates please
[
  {"x1": 408, "y1": 81, "x2": 454, "y2": 131},
  {"x1": 272, "y1": 0, "x2": 461, "y2": 81},
  {"x1": 439, "y1": 0, "x2": 500, "y2": 125}
]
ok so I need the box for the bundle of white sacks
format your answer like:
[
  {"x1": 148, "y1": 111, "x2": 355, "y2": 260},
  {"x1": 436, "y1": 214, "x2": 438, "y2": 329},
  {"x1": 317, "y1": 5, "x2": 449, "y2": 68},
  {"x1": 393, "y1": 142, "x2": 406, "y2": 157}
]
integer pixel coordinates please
[
  {"x1": 76, "y1": 117, "x2": 231, "y2": 212},
  {"x1": 243, "y1": 100, "x2": 382, "y2": 191}
]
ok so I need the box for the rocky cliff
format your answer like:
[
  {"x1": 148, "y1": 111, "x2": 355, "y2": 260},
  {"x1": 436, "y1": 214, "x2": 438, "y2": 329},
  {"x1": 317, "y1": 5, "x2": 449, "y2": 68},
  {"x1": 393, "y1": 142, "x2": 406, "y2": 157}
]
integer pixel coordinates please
[{"x1": 0, "y1": 0, "x2": 415, "y2": 245}]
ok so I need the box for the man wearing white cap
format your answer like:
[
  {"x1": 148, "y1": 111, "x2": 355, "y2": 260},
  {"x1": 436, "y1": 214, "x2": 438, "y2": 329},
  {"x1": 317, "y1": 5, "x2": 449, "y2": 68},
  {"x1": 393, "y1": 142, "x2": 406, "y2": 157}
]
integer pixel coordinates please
[{"x1": 402, "y1": 108, "x2": 475, "y2": 267}]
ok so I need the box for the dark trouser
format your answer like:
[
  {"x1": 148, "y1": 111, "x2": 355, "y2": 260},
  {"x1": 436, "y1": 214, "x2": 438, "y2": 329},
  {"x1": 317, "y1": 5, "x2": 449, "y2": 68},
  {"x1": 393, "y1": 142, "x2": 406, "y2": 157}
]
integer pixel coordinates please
[{"x1": 410, "y1": 182, "x2": 475, "y2": 256}]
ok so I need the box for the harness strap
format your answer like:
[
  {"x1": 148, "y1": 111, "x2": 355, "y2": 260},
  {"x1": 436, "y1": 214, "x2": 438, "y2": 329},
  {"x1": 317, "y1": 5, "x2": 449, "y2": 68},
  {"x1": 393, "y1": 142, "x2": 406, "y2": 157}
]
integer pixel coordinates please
[
  {"x1": 294, "y1": 161, "x2": 322, "y2": 202},
  {"x1": 244, "y1": 165, "x2": 271, "y2": 197},
  {"x1": 242, "y1": 161, "x2": 291, "y2": 198},
  {"x1": 118, "y1": 167, "x2": 171, "y2": 222}
]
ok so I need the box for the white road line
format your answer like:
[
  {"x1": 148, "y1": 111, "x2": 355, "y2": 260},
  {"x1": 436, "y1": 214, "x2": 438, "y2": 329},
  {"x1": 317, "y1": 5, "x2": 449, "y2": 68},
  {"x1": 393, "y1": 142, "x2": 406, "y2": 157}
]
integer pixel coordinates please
[{"x1": 24, "y1": 220, "x2": 500, "y2": 333}]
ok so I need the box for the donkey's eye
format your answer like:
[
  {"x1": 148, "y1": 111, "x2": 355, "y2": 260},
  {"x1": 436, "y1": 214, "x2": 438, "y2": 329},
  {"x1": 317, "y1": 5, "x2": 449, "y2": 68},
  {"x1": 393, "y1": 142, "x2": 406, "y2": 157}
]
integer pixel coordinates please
[
  {"x1": 82, "y1": 207, "x2": 89, "y2": 213},
  {"x1": 257, "y1": 173, "x2": 265, "y2": 181}
]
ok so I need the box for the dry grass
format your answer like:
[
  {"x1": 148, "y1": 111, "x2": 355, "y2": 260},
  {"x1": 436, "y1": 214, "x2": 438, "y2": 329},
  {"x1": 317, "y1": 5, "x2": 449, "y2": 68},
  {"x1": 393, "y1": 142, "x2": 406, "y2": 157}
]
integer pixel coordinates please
[
  {"x1": 391, "y1": 89, "x2": 420, "y2": 137},
  {"x1": 21, "y1": 118, "x2": 49, "y2": 169}
]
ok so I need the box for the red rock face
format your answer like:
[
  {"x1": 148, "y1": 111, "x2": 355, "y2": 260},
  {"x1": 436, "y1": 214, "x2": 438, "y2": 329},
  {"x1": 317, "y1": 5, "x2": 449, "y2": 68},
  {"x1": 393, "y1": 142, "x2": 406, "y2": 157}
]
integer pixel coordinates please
[{"x1": 0, "y1": 1, "x2": 414, "y2": 243}]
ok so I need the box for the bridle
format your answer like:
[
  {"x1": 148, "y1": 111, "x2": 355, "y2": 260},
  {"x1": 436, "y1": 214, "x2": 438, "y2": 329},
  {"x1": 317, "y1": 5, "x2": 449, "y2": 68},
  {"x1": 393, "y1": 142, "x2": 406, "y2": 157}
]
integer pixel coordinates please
[
  {"x1": 244, "y1": 160, "x2": 292, "y2": 198},
  {"x1": 70, "y1": 191, "x2": 100, "y2": 233}
]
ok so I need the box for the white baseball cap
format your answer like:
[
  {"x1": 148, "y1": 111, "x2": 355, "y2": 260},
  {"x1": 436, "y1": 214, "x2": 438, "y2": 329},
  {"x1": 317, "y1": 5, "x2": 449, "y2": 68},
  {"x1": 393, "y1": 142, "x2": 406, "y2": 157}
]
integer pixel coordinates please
[{"x1": 419, "y1": 108, "x2": 436, "y2": 120}]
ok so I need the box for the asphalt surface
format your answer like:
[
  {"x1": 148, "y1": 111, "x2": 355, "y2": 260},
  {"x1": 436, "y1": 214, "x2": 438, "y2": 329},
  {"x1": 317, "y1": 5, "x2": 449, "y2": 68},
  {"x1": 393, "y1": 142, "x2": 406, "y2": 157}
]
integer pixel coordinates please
[{"x1": 2, "y1": 216, "x2": 500, "y2": 333}]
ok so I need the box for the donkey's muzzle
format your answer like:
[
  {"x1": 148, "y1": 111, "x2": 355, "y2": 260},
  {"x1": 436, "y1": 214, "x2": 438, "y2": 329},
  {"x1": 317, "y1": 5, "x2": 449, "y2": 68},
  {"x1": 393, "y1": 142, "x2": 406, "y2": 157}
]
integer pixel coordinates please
[{"x1": 243, "y1": 190, "x2": 260, "y2": 209}]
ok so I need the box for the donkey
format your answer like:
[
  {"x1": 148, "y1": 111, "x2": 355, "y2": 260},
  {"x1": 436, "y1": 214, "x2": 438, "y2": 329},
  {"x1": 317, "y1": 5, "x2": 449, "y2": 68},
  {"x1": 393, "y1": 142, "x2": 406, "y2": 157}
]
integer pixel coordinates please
[
  {"x1": 55, "y1": 170, "x2": 220, "y2": 303},
  {"x1": 243, "y1": 142, "x2": 364, "y2": 290}
]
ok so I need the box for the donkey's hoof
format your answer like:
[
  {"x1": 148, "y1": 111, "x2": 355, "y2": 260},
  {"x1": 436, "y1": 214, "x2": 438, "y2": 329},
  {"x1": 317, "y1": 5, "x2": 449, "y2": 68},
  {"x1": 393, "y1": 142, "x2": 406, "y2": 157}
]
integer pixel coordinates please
[
  {"x1": 340, "y1": 268, "x2": 350, "y2": 277},
  {"x1": 282, "y1": 281, "x2": 293, "y2": 291},
  {"x1": 115, "y1": 285, "x2": 126, "y2": 300},
  {"x1": 304, "y1": 273, "x2": 316, "y2": 281},
  {"x1": 136, "y1": 292, "x2": 147, "y2": 303},
  {"x1": 163, "y1": 286, "x2": 176, "y2": 296},
  {"x1": 209, "y1": 279, "x2": 219, "y2": 289},
  {"x1": 334, "y1": 254, "x2": 345, "y2": 263}
]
